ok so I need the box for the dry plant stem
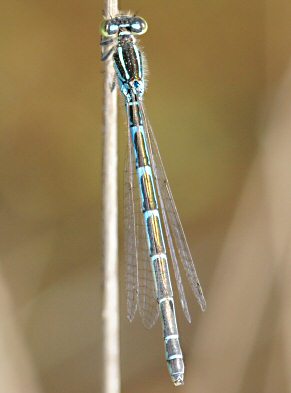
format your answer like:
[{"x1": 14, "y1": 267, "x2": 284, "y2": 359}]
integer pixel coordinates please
[{"x1": 102, "y1": 1, "x2": 120, "y2": 393}]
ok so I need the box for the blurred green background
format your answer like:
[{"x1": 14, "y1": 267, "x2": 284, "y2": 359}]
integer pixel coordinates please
[{"x1": 1, "y1": 1, "x2": 291, "y2": 392}]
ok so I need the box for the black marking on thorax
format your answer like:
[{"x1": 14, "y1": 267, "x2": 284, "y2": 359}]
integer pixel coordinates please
[{"x1": 114, "y1": 39, "x2": 141, "y2": 82}]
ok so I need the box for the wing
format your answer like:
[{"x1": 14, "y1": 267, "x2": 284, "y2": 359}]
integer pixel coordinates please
[
  {"x1": 140, "y1": 103, "x2": 207, "y2": 316},
  {"x1": 124, "y1": 128, "x2": 138, "y2": 322},
  {"x1": 124, "y1": 127, "x2": 159, "y2": 328},
  {"x1": 135, "y1": 182, "x2": 159, "y2": 329}
]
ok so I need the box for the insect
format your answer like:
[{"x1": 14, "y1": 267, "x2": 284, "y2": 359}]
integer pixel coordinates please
[{"x1": 101, "y1": 13, "x2": 206, "y2": 386}]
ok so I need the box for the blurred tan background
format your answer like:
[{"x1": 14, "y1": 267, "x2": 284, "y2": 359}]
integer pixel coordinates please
[{"x1": 1, "y1": 1, "x2": 291, "y2": 392}]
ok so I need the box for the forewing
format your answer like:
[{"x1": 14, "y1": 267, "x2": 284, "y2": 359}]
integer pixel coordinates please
[
  {"x1": 135, "y1": 186, "x2": 159, "y2": 329},
  {"x1": 140, "y1": 104, "x2": 207, "y2": 314},
  {"x1": 124, "y1": 128, "x2": 159, "y2": 328},
  {"x1": 124, "y1": 131, "x2": 138, "y2": 322}
]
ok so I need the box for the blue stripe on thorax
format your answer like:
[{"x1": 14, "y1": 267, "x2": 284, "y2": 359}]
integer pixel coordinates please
[{"x1": 117, "y1": 46, "x2": 130, "y2": 80}]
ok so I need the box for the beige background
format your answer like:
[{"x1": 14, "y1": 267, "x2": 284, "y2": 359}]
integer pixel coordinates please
[{"x1": 0, "y1": 1, "x2": 291, "y2": 392}]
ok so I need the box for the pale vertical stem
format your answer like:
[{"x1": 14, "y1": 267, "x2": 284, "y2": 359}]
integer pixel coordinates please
[{"x1": 102, "y1": 1, "x2": 120, "y2": 393}]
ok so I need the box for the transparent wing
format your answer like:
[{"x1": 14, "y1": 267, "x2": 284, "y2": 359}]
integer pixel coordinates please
[
  {"x1": 140, "y1": 107, "x2": 191, "y2": 322},
  {"x1": 124, "y1": 129, "x2": 138, "y2": 322},
  {"x1": 140, "y1": 103, "x2": 207, "y2": 315},
  {"x1": 124, "y1": 128, "x2": 159, "y2": 328},
  {"x1": 135, "y1": 183, "x2": 159, "y2": 329}
]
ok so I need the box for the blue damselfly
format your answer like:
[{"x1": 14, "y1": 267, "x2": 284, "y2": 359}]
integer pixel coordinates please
[{"x1": 101, "y1": 14, "x2": 206, "y2": 386}]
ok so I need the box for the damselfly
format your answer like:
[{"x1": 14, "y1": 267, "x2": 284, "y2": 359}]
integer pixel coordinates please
[{"x1": 101, "y1": 14, "x2": 206, "y2": 386}]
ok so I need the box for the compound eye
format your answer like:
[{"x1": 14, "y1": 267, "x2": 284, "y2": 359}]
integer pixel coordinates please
[
  {"x1": 101, "y1": 20, "x2": 119, "y2": 37},
  {"x1": 130, "y1": 17, "x2": 148, "y2": 35}
]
